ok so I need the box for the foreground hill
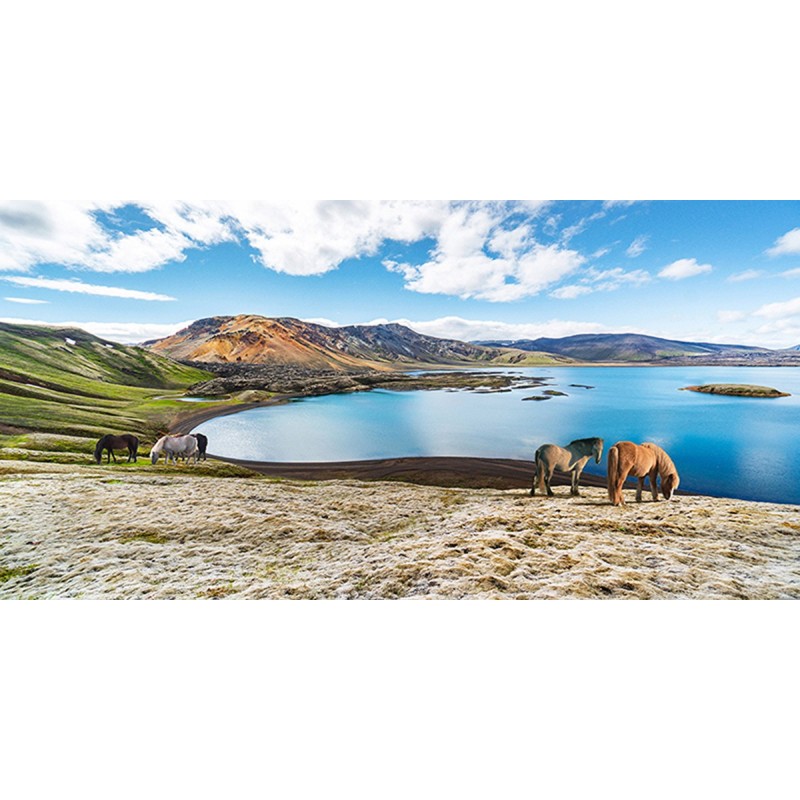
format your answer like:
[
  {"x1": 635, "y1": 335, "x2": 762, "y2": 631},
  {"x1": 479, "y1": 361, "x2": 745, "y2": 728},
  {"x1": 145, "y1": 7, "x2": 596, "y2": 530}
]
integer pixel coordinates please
[
  {"x1": 475, "y1": 333, "x2": 778, "y2": 363},
  {"x1": 147, "y1": 315, "x2": 572, "y2": 368},
  {"x1": 2, "y1": 461, "x2": 798, "y2": 599},
  {"x1": 0, "y1": 321, "x2": 211, "y2": 439}
]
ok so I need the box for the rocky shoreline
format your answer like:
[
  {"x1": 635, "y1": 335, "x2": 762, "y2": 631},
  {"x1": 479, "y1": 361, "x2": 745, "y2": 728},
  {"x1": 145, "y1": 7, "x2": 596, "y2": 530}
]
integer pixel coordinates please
[{"x1": 182, "y1": 361, "x2": 551, "y2": 398}]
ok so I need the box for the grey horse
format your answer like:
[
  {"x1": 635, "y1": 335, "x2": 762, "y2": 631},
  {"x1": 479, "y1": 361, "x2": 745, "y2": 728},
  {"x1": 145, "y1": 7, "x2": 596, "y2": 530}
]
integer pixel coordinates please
[{"x1": 531, "y1": 437, "x2": 604, "y2": 497}]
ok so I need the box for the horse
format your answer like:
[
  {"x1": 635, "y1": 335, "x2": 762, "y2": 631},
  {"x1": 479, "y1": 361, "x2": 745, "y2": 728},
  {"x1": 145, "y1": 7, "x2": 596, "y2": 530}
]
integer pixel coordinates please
[
  {"x1": 531, "y1": 437, "x2": 604, "y2": 497},
  {"x1": 94, "y1": 433, "x2": 139, "y2": 464},
  {"x1": 150, "y1": 434, "x2": 199, "y2": 465},
  {"x1": 607, "y1": 441, "x2": 680, "y2": 506},
  {"x1": 192, "y1": 432, "x2": 208, "y2": 461}
]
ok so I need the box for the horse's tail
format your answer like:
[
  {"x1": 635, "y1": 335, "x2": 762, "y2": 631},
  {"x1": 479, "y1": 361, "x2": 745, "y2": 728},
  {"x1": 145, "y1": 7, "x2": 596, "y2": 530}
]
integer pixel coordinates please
[
  {"x1": 607, "y1": 444, "x2": 619, "y2": 504},
  {"x1": 93, "y1": 436, "x2": 105, "y2": 464}
]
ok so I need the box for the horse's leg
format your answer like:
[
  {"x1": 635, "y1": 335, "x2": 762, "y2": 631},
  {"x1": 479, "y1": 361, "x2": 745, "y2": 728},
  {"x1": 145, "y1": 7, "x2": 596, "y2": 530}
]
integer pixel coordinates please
[
  {"x1": 571, "y1": 463, "x2": 586, "y2": 497},
  {"x1": 545, "y1": 467, "x2": 555, "y2": 497},
  {"x1": 636, "y1": 476, "x2": 645, "y2": 502},
  {"x1": 649, "y1": 467, "x2": 659, "y2": 501}
]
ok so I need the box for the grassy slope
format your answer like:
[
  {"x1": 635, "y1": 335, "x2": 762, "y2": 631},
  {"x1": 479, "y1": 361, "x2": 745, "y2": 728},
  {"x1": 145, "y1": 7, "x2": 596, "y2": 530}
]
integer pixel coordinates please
[{"x1": 0, "y1": 322, "x2": 255, "y2": 472}]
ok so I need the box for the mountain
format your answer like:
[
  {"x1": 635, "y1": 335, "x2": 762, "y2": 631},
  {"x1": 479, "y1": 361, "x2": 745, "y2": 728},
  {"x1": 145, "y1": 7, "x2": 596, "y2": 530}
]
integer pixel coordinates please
[
  {"x1": 0, "y1": 321, "x2": 207, "y2": 390},
  {"x1": 474, "y1": 333, "x2": 773, "y2": 363},
  {"x1": 0, "y1": 321, "x2": 210, "y2": 437},
  {"x1": 146, "y1": 315, "x2": 572, "y2": 368}
]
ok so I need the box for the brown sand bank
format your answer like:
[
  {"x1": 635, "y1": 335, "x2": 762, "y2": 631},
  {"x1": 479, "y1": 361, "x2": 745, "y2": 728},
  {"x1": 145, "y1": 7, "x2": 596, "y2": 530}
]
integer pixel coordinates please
[{"x1": 1, "y1": 461, "x2": 797, "y2": 599}]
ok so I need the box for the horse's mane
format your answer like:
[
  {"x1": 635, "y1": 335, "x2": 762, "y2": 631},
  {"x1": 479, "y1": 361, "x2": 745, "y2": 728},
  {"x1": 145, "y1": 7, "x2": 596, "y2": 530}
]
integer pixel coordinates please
[
  {"x1": 569, "y1": 437, "x2": 602, "y2": 447},
  {"x1": 642, "y1": 443, "x2": 677, "y2": 477},
  {"x1": 94, "y1": 435, "x2": 108, "y2": 458}
]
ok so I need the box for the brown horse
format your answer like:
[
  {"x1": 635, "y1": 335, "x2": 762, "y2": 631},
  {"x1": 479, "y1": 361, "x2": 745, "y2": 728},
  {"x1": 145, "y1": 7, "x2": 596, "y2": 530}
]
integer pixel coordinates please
[
  {"x1": 607, "y1": 441, "x2": 679, "y2": 506},
  {"x1": 94, "y1": 433, "x2": 139, "y2": 464}
]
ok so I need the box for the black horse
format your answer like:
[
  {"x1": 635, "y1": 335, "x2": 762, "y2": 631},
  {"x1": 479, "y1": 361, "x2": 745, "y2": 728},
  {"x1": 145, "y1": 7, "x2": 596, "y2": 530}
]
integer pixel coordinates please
[
  {"x1": 192, "y1": 432, "x2": 208, "y2": 461},
  {"x1": 94, "y1": 433, "x2": 139, "y2": 464}
]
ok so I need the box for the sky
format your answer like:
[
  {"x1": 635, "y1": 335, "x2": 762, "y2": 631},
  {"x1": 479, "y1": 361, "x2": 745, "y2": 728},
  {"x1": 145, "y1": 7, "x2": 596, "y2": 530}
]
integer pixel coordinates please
[{"x1": 1, "y1": 199, "x2": 800, "y2": 348}]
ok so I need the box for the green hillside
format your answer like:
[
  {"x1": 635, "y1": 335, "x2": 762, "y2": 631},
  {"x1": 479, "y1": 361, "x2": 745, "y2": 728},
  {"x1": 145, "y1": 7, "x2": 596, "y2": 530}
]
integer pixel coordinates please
[{"x1": 0, "y1": 321, "x2": 221, "y2": 460}]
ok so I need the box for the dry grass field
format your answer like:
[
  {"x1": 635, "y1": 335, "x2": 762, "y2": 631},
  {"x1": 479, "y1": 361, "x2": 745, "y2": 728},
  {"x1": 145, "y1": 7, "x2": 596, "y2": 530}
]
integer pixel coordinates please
[{"x1": 1, "y1": 460, "x2": 798, "y2": 599}]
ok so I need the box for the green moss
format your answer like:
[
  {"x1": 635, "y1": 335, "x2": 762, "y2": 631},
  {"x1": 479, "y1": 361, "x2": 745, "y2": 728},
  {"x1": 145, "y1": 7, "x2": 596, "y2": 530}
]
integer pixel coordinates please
[
  {"x1": 120, "y1": 532, "x2": 169, "y2": 544},
  {"x1": 0, "y1": 564, "x2": 38, "y2": 583}
]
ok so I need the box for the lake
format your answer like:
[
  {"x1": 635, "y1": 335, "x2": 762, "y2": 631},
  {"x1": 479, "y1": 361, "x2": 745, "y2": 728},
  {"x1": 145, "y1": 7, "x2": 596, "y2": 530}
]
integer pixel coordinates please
[{"x1": 193, "y1": 366, "x2": 800, "y2": 504}]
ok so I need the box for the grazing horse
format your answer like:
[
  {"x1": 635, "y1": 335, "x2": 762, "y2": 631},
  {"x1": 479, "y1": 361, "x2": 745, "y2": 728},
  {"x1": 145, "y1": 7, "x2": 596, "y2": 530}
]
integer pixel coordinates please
[
  {"x1": 192, "y1": 432, "x2": 208, "y2": 461},
  {"x1": 94, "y1": 433, "x2": 139, "y2": 464},
  {"x1": 150, "y1": 434, "x2": 199, "y2": 465},
  {"x1": 531, "y1": 437, "x2": 604, "y2": 497},
  {"x1": 607, "y1": 441, "x2": 680, "y2": 506}
]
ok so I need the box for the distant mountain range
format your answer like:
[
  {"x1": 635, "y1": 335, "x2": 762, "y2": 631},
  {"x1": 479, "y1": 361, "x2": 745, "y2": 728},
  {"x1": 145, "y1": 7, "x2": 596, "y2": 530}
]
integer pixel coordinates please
[
  {"x1": 145, "y1": 315, "x2": 573, "y2": 369},
  {"x1": 473, "y1": 333, "x2": 774, "y2": 363},
  {"x1": 144, "y1": 316, "x2": 800, "y2": 368}
]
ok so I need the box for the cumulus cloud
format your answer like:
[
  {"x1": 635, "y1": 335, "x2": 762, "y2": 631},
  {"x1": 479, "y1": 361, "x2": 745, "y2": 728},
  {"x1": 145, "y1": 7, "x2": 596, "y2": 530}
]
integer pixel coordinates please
[
  {"x1": 384, "y1": 204, "x2": 586, "y2": 301},
  {"x1": 0, "y1": 201, "x2": 195, "y2": 274},
  {"x1": 767, "y1": 227, "x2": 800, "y2": 257},
  {"x1": 2, "y1": 276, "x2": 176, "y2": 301},
  {"x1": 626, "y1": 235, "x2": 648, "y2": 258},
  {"x1": 727, "y1": 269, "x2": 763, "y2": 282},
  {"x1": 658, "y1": 258, "x2": 713, "y2": 280},
  {"x1": 0, "y1": 200, "x2": 585, "y2": 301},
  {"x1": 3, "y1": 296, "x2": 49, "y2": 304}
]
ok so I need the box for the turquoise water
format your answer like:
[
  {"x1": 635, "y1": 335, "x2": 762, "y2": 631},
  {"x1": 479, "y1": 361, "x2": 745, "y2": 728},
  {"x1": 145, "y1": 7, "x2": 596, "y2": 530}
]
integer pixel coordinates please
[{"x1": 193, "y1": 367, "x2": 800, "y2": 504}]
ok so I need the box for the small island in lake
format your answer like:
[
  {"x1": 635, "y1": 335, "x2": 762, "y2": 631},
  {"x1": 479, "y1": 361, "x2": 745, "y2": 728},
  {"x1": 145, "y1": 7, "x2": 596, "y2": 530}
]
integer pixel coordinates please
[{"x1": 680, "y1": 383, "x2": 791, "y2": 398}]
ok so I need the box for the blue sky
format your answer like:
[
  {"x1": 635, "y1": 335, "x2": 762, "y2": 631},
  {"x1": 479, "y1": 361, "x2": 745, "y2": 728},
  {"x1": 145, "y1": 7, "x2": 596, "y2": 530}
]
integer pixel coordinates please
[{"x1": 1, "y1": 200, "x2": 799, "y2": 347}]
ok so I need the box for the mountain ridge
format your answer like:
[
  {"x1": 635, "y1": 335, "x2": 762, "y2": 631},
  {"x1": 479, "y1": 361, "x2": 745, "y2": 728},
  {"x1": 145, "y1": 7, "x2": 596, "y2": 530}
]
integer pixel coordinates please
[
  {"x1": 145, "y1": 316, "x2": 800, "y2": 368},
  {"x1": 146, "y1": 315, "x2": 572, "y2": 368}
]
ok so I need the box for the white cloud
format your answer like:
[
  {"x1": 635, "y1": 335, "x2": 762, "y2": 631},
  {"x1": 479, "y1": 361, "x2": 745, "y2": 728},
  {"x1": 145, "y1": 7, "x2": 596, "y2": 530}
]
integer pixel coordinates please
[
  {"x1": 717, "y1": 310, "x2": 746, "y2": 323},
  {"x1": 550, "y1": 285, "x2": 594, "y2": 299},
  {"x1": 767, "y1": 227, "x2": 800, "y2": 257},
  {"x1": 754, "y1": 296, "x2": 800, "y2": 319},
  {"x1": 2, "y1": 276, "x2": 176, "y2": 301},
  {"x1": 727, "y1": 269, "x2": 763, "y2": 282},
  {"x1": 385, "y1": 203, "x2": 586, "y2": 301},
  {"x1": 355, "y1": 315, "x2": 615, "y2": 342},
  {"x1": 602, "y1": 200, "x2": 637, "y2": 209},
  {"x1": 658, "y1": 258, "x2": 713, "y2": 280},
  {"x1": 626, "y1": 235, "x2": 648, "y2": 258},
  {"x1": 3, "y1": 296, "x2": 49, "y2": 304},
  {"x1": 549, "y1": 266, "x2": 650, "y2": 299},
  {"x1": 0, "y1": 201, "x2": 195, "y2": 274},
  {"x1": 1, "y1": 201, "x2": 578, "y2": 301},
  {"x1": 0, "y1": 317, "x2": 193, "y2": 343},
  {"x1": 780, "y1": 267, "x2": 800, "y2": 278}
]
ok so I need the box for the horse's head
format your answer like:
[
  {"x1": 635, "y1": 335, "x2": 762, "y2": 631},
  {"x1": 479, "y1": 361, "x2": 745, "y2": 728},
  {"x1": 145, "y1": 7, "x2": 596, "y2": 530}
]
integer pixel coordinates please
[
  {"x1": 661, "y1": 471, "x2": 680, "y2": 500},
  {"x1": 593, "y1": 439, "x2": 604, "y2": 464}
]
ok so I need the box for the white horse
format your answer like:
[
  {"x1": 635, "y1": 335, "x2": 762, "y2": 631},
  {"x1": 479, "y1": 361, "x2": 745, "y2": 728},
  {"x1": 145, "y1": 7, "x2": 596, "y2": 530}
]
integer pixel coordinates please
[{"x1": 150, "y1": 434, "x2": 199, "y2": 465}]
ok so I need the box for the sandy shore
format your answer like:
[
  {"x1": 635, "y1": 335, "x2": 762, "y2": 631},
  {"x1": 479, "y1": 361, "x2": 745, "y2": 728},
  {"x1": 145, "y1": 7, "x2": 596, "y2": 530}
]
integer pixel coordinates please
[{"x1": 1, "y1": 461, "x2": 797, "y2": 599}]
